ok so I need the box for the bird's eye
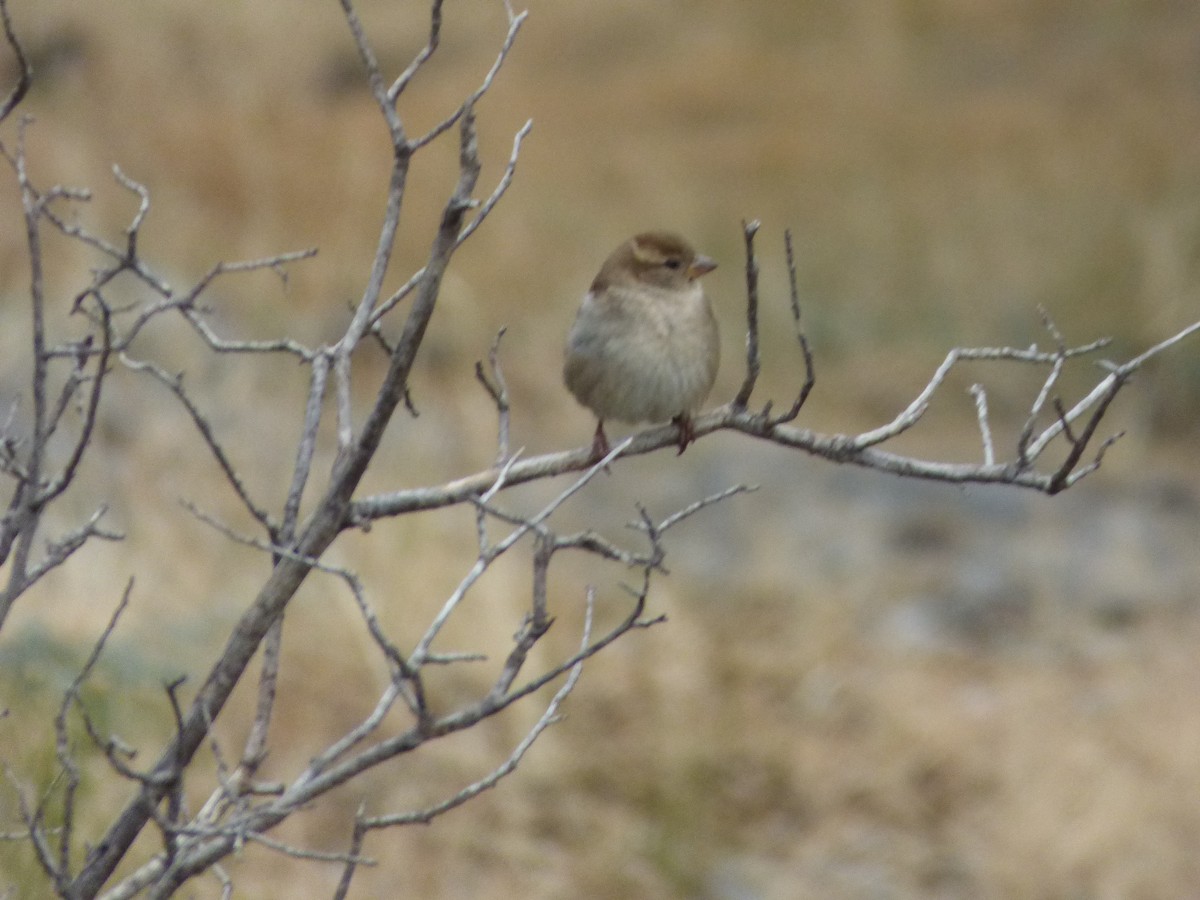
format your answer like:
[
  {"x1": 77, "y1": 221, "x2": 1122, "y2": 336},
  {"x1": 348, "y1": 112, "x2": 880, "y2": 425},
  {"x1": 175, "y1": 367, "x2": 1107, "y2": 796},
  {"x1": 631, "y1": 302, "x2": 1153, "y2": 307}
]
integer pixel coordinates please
[{"x1": 663, "y1": 258, "x2": 682, "y2": 271}]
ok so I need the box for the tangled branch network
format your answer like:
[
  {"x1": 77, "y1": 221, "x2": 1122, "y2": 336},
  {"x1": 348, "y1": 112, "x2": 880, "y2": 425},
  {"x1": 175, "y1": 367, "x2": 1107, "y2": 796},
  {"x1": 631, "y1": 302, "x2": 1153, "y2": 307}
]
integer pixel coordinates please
[{"x1": 0, "y1": 0, "x2": 1195, "y2": 897}]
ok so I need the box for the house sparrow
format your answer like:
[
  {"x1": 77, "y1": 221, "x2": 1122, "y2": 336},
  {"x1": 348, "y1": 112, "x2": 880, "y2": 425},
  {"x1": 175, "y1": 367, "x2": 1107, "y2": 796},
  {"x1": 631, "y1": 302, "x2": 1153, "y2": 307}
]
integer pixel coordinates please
[{"x1": 564, "y1": 231, "x2": 719, "y2": 457}]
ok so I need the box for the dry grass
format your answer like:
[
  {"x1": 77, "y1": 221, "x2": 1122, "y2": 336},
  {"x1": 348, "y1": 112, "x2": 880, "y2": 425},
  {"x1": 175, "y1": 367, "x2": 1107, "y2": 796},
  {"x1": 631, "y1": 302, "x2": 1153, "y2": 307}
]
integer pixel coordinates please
[{"x1": 2, "y1": 0, "x2": 1200, "y2": 896}]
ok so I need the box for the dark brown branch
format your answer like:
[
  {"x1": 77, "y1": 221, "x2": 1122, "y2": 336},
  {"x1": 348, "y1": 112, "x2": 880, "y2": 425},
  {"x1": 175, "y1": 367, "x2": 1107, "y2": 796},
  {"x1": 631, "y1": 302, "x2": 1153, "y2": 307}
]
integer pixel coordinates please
[
  {"x1": 475, "y1": 328, "x2": 511, "y2": 466},
  {"x1": 0, "y1": 0, "x2": 30, "y2": 124},
  {"x1": 773, "y1": 228, "x2": 815, "y2": 423},
  {"x1": 1016, "y1": 312, "x2": 1069, "y2": 465},
  {"x1": 1046, "y1": 371, "x2": 1128, "y2": 494},
  {"x1": 732, "y1": 219, "x2": 761, "y2": 409},
  {"x1": 331, "y1": 809, "x2": 370, "y2": 900}
]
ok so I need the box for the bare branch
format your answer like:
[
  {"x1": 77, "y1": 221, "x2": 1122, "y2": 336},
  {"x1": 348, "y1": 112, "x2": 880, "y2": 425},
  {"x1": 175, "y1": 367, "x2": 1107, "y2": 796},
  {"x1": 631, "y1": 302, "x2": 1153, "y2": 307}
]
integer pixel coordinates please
[
  {"x1": 1025, "y1": 318, "x2": 1200, "y2": 460},
  {"x1": 235, "y1": 618, "x2": 282, "y2": 791},
  {"x1": 2, "y1": 116, "x2": 50, "y2": 623},
  {"x1": 410, "y1": 437, "x2": 632, "y2": 668},
  {"x1": 969, "y1": 384, "x2": 995, "y2": 466},
  {"x1": 488, "y1": 532, "x2": 555, "y2": 701},
  {"x1": 369, "y1": 118, "x2": 533, "y2": 327},
  {"x1": 1045, "y1": 371, "x2": 1128, "y2": 494},
  {"x1": 453, "y1": 118, "x2": 533, "y2": 249},
  {"x1": 121, "y1": 355, "x2": 276, "y2": 531},
  {"x1": 3, "y1": 763, "x2": 62, "y2": 889},
  {"x1": 1, "y1": 0, "x2": 1189, "y2": 888},
  {"x1": 475, "y1": 328, "x2": 511, "y2": 466},
  {"x1": 773, "y1": 228, "x2": 815, "y2": 423},
  {"x1": 350, "y1": 310, "x2": 1198, "y2": 529},
  {"x1": 0, "y1": 0, "x2": 30, "y2": 124},
  {"x1": 54, "y1": 582, "x2": 135, "y2": 879},
  {"x1": 409, "y1": 5, "x2": 528, "y2": 151},
  {"x1": 129, "y1": 426, "x2": 733, "y2": 887},
  {"x1": 732, "y1": 219, "x2": 762, "y2": 409},
  {"x1": 332, "y1": 807, "x2": 370, "y2": 900},
  {"x1": 388, "y1": 0, "x2": 443, "y2": 101},
  {"x1": 365, "y1": 590, "x2": 594, "y2": 829},
  {"x1": 646, "y1": 483, "x2": 758, "y2": 534},
  {"x1": 174, "y1": 257, "x2": 318, "y2": 360},
  {"x1": 336, "y1": 0, "x2": 406, "y2": 144},
  {"x1": 851, "y1": 331, "x2": 1112, "y2": 452},
  {"x1": 42, "y1": 298, "x2": 113, "y2": 504},
  {"x1": 140, "y1": 827, "x2": 373, "y2": 870},
  {"x1": 1016, "y1": 309, "x2": 1070, "y2": 465},
  {"x1": 112, "y1": 164, "x2": 150, "y2": 251},
  {"x1": 282, "y1": 352, "x2": 330, "y2": 537},
  {"x1": 14, "y1": 505, "x2": 122, "y2": 596}
]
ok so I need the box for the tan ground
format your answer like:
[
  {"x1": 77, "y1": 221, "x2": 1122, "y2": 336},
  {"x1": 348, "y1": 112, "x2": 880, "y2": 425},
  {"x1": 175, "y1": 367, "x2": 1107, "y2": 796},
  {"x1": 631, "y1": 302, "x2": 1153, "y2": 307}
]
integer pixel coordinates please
[{"x1": 1, "y1": 1, "x2": 1199, "y2": 897}]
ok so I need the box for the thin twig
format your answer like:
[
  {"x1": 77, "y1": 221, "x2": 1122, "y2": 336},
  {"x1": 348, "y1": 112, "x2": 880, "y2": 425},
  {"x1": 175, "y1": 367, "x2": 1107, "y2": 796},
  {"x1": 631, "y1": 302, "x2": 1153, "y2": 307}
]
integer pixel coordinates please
[
  {"x1": 3, "y1": 763, "x2": 61, "y2": 889},
  {"x1": 0, "y1": 0, "x2": 30, "y2": 124},
  {"x1": 388, "y1": 0, "x2": 443, "y2": 101},
  {"x1": 648, "y1": 483, "x2": 758, "y2": 534},
  {"x1": 732, "y1": 219, "x2": 761, "y2": 409},
  {"x1": 370, "y1": 119, "x2": 534, "y2": 327},
  {"x1": 364, "y1": 589, "x2": 594, "y2": 828},
  {"x1": 773, "y1": 228, "x2": 815, "y2": 423},
  {"x1": 332, "y1": 806, "x2": 370, "y2": 900},
  {"x1": 236, "y1": 617, "x2": 283, "y2": 788},
  {"x1": 409, "y1": 6, "x2": 528, "y2": 151},
  {"x1": 282, "y1": 351, "x2": 330, "y2": 536},
  {"x1": 969, "y1": 384, "x2": 995, "y2": 466},
  {"x1": 409, "y1": 436, "x2": 633, "y2": 668},
  {"x1": 52, "y1": 581, "x2": 134, "y2": 881},
  {"x1": 475, "y1": 327, "x2": 511, "y2": 466},
  {"x1": 1017, "y1": 309, "x2": 1070, "y2": 465},
  {"x1": 112, "y1": 165, "x2": 150, "y2": 254},
  {"x1": 1025, "y1": 319, "x2": 1200, "y2": 460},
  {"x1": 120, "y1": 355, "x2": 276, "y2": 531}
]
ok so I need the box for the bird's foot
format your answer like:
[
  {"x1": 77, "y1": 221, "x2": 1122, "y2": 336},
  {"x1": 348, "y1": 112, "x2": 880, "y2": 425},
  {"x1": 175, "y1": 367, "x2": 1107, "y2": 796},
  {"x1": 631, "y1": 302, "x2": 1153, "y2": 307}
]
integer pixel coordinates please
[
  {"x1": 590, "y1": 420, "x2": 612, "y2": 462},
  {"x1": 673, "y1": 414, "x2": 696, "y2": 455}
]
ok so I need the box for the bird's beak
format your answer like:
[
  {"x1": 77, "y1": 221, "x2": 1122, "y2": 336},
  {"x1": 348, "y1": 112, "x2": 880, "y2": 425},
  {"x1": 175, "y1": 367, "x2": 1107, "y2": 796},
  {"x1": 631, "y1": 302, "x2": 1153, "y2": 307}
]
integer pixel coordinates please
[{"x1": 688, "y1": 255, "x2": 717, "y2": 279}]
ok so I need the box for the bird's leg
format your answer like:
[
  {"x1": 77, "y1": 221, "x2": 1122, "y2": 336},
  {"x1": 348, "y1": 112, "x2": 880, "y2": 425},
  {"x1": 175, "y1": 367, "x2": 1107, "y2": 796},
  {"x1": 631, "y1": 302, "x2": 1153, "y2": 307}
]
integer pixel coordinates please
[
  {"x1": 672, "y1": 413, "x2": 696, "y2": 455},
  {"x1": 591, "y1": 419, "x2": 611, "y2": 460}
]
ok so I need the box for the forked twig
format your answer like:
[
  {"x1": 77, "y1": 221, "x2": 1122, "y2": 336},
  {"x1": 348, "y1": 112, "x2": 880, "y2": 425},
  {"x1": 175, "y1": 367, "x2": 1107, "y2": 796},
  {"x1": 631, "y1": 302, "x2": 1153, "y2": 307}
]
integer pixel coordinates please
[{"x1": 363, "y1": 589, "x2": 595, "y2": 829}]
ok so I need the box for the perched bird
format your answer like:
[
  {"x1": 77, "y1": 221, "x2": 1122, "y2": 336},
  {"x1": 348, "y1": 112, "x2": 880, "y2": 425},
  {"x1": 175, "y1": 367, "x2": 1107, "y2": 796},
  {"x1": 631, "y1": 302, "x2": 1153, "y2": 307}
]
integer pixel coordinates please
[{"x1": 564, "y1": 231, "x2": 719, "y2": 457}]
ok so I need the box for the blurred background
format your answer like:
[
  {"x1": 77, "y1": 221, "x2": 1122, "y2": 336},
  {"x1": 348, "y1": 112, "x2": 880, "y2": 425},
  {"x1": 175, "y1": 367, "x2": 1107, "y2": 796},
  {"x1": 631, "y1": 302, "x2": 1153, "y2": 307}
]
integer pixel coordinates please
[{"x1": 1, "y1": 1, "x2": 1199, "y2": 897}]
